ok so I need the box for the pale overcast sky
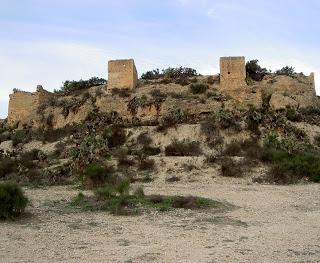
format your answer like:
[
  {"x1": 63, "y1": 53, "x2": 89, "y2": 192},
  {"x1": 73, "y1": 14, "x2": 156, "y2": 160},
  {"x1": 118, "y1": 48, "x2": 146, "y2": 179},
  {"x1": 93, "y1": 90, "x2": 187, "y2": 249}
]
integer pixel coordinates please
[{"x1": 0, "y1": 0, "x2": 319, "y2": 118}]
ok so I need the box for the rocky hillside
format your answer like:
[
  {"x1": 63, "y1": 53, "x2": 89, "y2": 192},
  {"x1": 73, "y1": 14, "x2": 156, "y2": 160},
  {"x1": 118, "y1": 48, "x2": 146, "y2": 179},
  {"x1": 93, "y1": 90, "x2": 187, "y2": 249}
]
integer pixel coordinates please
[{"x1": 1, "y1": 68, "x2": 320, "y2": 187}]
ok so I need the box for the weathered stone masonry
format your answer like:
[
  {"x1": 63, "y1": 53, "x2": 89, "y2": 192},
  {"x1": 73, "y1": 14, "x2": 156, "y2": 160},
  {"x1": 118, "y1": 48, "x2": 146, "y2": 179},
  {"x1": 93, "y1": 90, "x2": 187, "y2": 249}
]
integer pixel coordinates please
[
  {"x1": 108, "y1": 59, "x2": 138, "y2": 90},
  {"x1": 8, "y1": 86, "x2": 53, "y2": 127},
  {"x1": 7, "y1": 57, "x2": 317, "y2": 129}
]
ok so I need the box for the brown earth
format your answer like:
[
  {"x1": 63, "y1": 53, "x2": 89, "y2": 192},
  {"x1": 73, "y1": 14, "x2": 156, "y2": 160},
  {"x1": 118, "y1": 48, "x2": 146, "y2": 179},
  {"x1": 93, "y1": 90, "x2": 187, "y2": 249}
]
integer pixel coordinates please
[{"x1": 1, "y1": 180, "x2": 320, "y2": 263}]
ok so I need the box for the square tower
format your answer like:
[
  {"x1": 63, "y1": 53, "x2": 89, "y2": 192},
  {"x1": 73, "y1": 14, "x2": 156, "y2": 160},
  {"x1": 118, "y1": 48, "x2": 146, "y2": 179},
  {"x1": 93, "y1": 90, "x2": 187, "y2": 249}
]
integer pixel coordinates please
[
  {"x1": 108, "y1": 59, "x2": 138, "y2": 90},
  {"x1": 220, "y1": 56, "x2": 246, "y2": 90}
]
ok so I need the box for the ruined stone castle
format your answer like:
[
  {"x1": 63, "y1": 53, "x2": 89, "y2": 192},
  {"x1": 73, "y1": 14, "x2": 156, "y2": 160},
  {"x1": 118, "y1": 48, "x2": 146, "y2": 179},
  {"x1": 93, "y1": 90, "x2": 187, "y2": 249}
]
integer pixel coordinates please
[{"x1": 7, "y1": 57, "x2": 317, "y2": 129}]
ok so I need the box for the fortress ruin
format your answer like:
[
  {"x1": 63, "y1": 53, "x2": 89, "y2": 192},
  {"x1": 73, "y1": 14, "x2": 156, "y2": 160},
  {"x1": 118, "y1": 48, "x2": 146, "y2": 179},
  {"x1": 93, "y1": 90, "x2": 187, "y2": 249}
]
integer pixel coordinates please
[
  {"x1": 8, "y1": 86, "x2": 53, "y2": 127},
  {"x1": 7, "y1": 57, "x2": 317, "y2": 129}
]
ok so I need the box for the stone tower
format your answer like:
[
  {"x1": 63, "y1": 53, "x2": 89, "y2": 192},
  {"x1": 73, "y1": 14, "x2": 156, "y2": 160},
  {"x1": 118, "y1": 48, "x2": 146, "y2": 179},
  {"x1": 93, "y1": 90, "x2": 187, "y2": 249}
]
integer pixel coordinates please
[
  {"x1": 108, "y1": 59, "x2": 138, "y2": 90},
  {"x1": 220, "y1": 56, "x2": 246, "y2": 90}
]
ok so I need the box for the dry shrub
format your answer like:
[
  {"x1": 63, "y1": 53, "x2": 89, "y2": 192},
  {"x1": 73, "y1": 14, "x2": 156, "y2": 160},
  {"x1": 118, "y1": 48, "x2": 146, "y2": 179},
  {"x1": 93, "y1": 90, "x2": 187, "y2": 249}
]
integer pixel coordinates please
[
  {"x1": 165, "y1": 139, "x2": 202, "y2": 156},
  {"x1": 220, "y1": 157, "x2": 244, "y2": 178},
  {"x1": 137, "y1": 132, "x2": 152, "y2": 146},
  {"x1": 253, "y1": 165, "x2": 300, "y2": 185}
]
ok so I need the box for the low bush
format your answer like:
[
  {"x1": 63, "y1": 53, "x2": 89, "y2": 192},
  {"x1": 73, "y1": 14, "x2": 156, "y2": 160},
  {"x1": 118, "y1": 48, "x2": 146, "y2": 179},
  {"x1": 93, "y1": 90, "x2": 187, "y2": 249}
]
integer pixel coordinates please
[
  {"x1": 56, "y1": 77, "x2": 106, "y2": 94},
  {"x1": 263, "y1": 149, "x2": 320, "y2": 183},
  {"x1": 246, "y1": 60, "x2": 270, "y2": 81},
  {"x1": 190, "y1": 83, "x2": 208, "y2": 94},
  {"x1": 254, "y1": 165, "x2": 300, "y2": 185},
  {"x1": 150, "y1": 89, "x2": 167, "y2": 99},
  {"x1": 275, "y1": 66, "x2": 296, "y2": 76},
  {"x1": 220, "y1": 157, "x2": 244, "y2": 178},
  {"x1": 165, "y1": 139, "x2": 202, "y2": 156},
  {"x1": 0, "y1": 158, "x2": 18, "y2": 178},
  {"x1": 0, "y1": 181, "x2": 28, "y2": 219},
  {"x1": 111, "y1": 88, "x2": 131, "y2": 98},
  {"x1": 12, "y1": 129, "x2": 31, "y2": 147},
  {"x1": 223, "y1": 141, "x2": 242, "y2": 156},
  {"x1": 142, "y1": 146, "x2": 161, "y2": 156},
  {"x1": 83, "y1": 164, "x2": 117, "y2": 188},
  {"x1": 137, "y1": 132, "x2": 152, "y2": 146},
  {"x1": 103, "y1": 126, "x2": 127, "y2": 148},
  {"x1": 138, "y1": 157, "x2": 155, "y2": 171},
  {"x1": 156, "y1": 108, "x2": 187, "y2": 132},
  {"x1": 73, "y1": 183, "x2": 218, "y2": 215}
]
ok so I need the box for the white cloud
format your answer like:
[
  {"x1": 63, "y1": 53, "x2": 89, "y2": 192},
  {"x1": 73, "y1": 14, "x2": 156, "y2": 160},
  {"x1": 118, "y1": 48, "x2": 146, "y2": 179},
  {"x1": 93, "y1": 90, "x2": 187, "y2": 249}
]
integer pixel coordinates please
[{"x1": 0, "y1": 40, "x2": 121, "y2": 118}]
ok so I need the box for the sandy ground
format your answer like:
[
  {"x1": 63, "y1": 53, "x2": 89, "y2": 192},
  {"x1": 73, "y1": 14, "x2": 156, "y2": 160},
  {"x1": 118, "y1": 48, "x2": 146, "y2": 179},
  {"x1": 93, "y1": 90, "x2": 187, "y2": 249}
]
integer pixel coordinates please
[{"x1": 1, "y1": 181, "x2": 320, "y2": 263}]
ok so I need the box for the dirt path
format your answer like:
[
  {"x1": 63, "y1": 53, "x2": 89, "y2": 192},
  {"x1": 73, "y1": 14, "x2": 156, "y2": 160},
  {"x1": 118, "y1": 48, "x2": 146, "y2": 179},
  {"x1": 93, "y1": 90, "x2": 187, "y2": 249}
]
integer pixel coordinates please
[{"x1": 1, "y1": 182, "x2": 320, "y2": 263}]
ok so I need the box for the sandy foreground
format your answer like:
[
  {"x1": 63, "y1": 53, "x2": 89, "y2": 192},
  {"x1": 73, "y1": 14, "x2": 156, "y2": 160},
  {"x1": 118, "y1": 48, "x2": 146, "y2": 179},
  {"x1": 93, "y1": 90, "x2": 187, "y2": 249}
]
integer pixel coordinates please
[{"x1": 1, "y1": 181, "x2": 320, "y2": 263}]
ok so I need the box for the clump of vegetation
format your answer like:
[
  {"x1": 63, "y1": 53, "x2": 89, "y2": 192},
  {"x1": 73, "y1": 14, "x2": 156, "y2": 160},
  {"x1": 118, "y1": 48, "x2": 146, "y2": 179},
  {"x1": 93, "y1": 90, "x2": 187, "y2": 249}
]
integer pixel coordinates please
[
  {"x1": 111, "y1": 88, "x2": 132, "y2": 98},
  {"x1": 0, "y1": 181, "x2": 28, "y2": 220},
  {"x1": 165, "y1": 139, "x2": 202, "y2": 156},
  {"x1": 254, "y1": 165, "x2": 300, "y2": 185},
  {"x1": 55, "y1": 77, "x2": 106, "y2": 94},
  {"x1": 150, "y1": 89, "x2": 167, "y2": 99},
  {"x1": 71, "y1": 180, "x2": 220, "y2": 215},
  {"x1": 0, "y1": 158, "x2": 18, "y2": 178},
  {"x1": 82, "y1": 164, "x2": 117, "y2": 188},
  {"x1": 223, "y1": 141, "x2": 242, "y2": 156},
  {"x1": 200, "y1": 115, "x2": 224, "y2": 148},
  {"x1": 137, "y1": 132, "x2": 152, "y2": 146},
  {"x1": 261, "y1": 148, "x2": 320, "y2": 183},
  {"x1": 190, "y1": 83, "x2": 208, "y2": 94},
  {"x1": 157, "y1": 108, "x2": 187, "y2": 132},
  {"x1": 275, "y1": 66, "x2": 296, "y2": 76},
  {"x1": 103, "y1": 126, "x2": 127, "y2": 148},
  {"x1": 220, "y1": 157, "x2": 244, "y2": 178},
  {"x1": 12, "y1": 129, "x2": 31, "y2": 147},
  {"x1": 217, "y1": 109, "x2": 242, "y2": 131},
  {"x1": 246, "y1": 60, "x2": 270, "y2": 81},
  {"x1": 141, "y1": 67, "x2": 198, "y2": 80},
  {"x1": 137, "y1": 157, "x2": 155, "y2": 171}
]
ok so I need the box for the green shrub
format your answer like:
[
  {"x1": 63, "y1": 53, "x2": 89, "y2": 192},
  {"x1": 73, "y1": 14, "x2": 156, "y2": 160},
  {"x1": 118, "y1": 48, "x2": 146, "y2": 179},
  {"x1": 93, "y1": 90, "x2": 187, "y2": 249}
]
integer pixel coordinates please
[
  {"x1": 0, "y1": 158, "x2": 18, "y2": 178},
  {"x1": 265, "y1": 149, "x2": 320, "y2": 183},
  {"x1": 165, "y1": 139, "x2": 202, "y2": 156},
  {"x1": 190, "y1": 83, "x2": 208, "y2": 94},
  {"x1": 56, "y1": 77, "x2": 106, "y2": 94},
  {"x1": 83, "y1": 164, "x2": 117, "y2": 188},
  {"x1": 275, "y1": 66, "x2": 296, "y2": 76},
  {"x1": 116, "y1": 180, "x2": 130, "y2": 196},
  {"x1": 12, "y1": 129, "x2": 31, "y2": 147},
  {"x1": 0, "y1": 182, "x2": 28, "y2": 219},
  {"x1": 246, "y1": 60, "x2": 270, "y2": 81}
]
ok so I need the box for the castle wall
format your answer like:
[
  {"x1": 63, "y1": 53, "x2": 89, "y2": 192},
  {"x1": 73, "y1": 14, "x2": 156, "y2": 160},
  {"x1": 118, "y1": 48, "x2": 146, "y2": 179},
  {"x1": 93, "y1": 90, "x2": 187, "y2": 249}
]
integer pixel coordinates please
[
  {"x1": 108, "y1": 59, "x2": 138, "y2": 90},
  {"x1": 8, "y1": 88, "x2": 53, "y2": 127}
]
